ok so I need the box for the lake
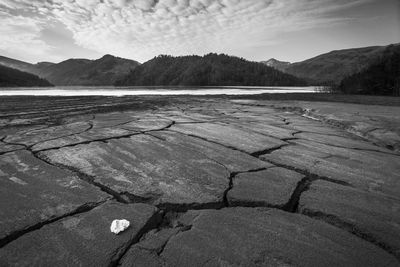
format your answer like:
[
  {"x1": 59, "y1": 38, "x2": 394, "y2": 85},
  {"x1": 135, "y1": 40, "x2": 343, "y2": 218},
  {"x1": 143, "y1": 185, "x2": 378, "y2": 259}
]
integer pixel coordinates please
[{"x1": 0, "y1": 86, "x2": 318, "y2": 96}]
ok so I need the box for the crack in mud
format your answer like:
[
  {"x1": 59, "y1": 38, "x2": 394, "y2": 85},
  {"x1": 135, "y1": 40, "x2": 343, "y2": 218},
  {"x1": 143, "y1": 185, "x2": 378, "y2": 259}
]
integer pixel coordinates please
[
  {"x1": 259, "y1": 158, "x2": 352, "y2": 187},
  {"x1": 0, "y1": 200, "x2": 107, "y2": 249},
  {"x1": 281, "y1": 177, "x2": 311, "y2": 212},
  {"x1": 291, "y1": 135, "x2": 400, "y2": 156},
  {"x1": 2, "y1": 105, "x2": 398, "y2": 262},
  {"x1": 32, "y1": 132, "x2": 141, "y2": 152},
  {"x1": 250, "y1": 144, "x2": 290, "y2": 157},
  {"x1": 26, "y1": 122, "x2": 95, "y2": 149},
  {"x1": 301, "y1": 209, "x2": 400, "y2": 261},
  {"x1": 273, "y1": 105, "x2": 400, "y2": 154},
  {"x1": 109, "y1": 210, "x2": 164, "y2": 267},
  {"x1": 3, "y1": 120, "x2": 176, "y2": 153},
  {"x1": 166, "y1": 129, "x2": 276, "y2": 157},
  {"x1": 34, "y1": 152, "x2": 146, "y2": 204},
  {"x1": 222, "y1": 167, "x2": 268, "y2": 208}
]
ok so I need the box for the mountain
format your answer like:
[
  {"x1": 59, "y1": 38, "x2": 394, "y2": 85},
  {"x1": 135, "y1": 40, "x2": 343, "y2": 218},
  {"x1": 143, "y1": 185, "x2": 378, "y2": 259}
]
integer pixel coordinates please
[
  {"x1": 116, "y1": 53, "x2": 307, "y2": 86},
  {"x1": 33, "y1": 58, "x2": 92, "y2": 85},
  {"x1": 0, "y1": 54, "x2": 139, "y2": 86},
  {"x1": 261, "y1": 58, "x2": 290, "y2": 72},
  {"x1": 337, "y1": 44, "x2": 400, "y2": 95},
  {"x1": 284, "y1": 45, "x2": 392, "y2": 84},
  {"x1": 32, "y1": 62, "x2": 56, "y2": 74},
  {"x1": 0, "y1": 65, "x2": 53, "y2": 87},
  {"x1": 33, "y1": 55, "x2": 140, "y2": 85},
  {"x1": 0, "y1": 55, "x2": 34, "y2": 73}
]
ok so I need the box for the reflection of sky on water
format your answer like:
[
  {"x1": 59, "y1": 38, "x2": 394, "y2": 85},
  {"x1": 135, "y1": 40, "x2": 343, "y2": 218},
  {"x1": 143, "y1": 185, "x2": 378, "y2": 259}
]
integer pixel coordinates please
[{"x1": 0, "y1": 86, "x2": 317, "y2": 96}]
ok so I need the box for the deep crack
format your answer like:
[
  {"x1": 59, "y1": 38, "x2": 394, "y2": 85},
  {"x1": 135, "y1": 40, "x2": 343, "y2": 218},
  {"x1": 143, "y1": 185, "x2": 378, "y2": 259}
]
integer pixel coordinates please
[
  {"x1": 260, "y1": 158, "x2": 352, "y2": 187},
  {"x1": 301, "y1": 209, "x2": 400, "y2": 261},
  {"x1": 109, "y1": 210, "x2": 164, "y2": 267},
  {"x1": 251, "y1": 144, "x2": 289, "y2": 157},
  {"x1": 282, "y1": 177, "x2": 312, "y2": 212},
  {"x1": 33, "y1": 151, "x2": 136, "y2": 204},
  {"x1": 32, "y1": 131, "x2": 141, "y2": 152},
  {"x1": 0, "y1": 200, "x2": 107, "y2": 249}
]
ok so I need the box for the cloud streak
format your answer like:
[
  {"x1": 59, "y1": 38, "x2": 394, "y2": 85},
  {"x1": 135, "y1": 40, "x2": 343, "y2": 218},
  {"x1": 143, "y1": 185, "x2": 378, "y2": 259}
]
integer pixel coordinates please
[{"x1": 0, "y1": 0, "x2": 372, "y2": 62}]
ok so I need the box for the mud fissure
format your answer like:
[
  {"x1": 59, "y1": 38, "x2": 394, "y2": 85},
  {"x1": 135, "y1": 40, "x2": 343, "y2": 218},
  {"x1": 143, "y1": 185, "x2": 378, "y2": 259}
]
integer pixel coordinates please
[
  {"x1": 302, "y1": 209, "x2": 399, "y2": 261},
  {"x1": 0, "y1": 200, "x2": 106, "y2": 249}
]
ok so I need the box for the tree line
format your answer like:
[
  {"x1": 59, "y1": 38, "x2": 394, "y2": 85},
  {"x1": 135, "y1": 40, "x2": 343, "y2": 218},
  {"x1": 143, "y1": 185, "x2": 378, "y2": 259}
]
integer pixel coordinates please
[
  {"x1": 116, "y1": 53, "x2": 307, "y2": 86},
  {"x1": 0, "y1": 65, "x2": 53, "y2": 87},
  {"x1": 336, "y1": 45, "x2": 400, "y2": 96}
]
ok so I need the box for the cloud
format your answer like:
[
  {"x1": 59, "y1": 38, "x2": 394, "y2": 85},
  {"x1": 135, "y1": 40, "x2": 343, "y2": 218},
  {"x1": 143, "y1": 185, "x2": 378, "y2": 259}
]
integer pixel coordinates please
[
  {"x1": 0, "y1": 11, "x2": 61, "y2": 62},
  {"x1": 0, "y1": 0, "x2": 371, "y2": 62}
]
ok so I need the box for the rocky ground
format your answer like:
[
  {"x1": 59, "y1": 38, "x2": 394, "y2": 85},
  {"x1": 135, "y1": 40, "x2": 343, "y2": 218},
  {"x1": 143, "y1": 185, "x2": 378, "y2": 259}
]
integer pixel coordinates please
[{"x1": 0, "y1": 95, "x2": 399, "y2": 266}]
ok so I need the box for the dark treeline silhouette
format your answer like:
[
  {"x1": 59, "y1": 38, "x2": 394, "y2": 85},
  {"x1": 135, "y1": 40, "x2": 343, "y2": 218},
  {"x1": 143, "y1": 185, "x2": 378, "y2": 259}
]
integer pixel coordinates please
[
  {"x1": 115, "y1": 53, "x2": 307, "y2": 86},
  {"x1": 337, "y1": 44, "x2": 400, "y2": 96},
  {"x1": 0, "y1": 65, "x2": 53, "y2": 87}
]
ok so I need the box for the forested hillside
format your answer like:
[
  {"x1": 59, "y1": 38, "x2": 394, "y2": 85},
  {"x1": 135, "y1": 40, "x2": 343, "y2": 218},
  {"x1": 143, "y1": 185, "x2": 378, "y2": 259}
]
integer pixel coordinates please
[
  {"x1": 33, "y1": 55, "x2": 140, "y2": 86},
  {"x1": 337, "y1": 44, "x2": 400, "y2": 95},
  {"x1": 116, "y1": 54, "x2": 307, "y2": 86},
  {"x1": 0, "y1": 65, "x2": 53, "y2": 87},
  {"x1": 284, "y1": 45, "x2": 389, "y2": 84},
  {"x1": 0, "y1": 54, "x2": 139, "y2": 86}
]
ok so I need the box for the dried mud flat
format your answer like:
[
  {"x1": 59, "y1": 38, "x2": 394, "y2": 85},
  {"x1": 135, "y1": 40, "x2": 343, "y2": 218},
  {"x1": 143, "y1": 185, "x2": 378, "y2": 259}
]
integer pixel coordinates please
[{"x1": 0, "y1": 95, "x2": 399, "y2": 266}]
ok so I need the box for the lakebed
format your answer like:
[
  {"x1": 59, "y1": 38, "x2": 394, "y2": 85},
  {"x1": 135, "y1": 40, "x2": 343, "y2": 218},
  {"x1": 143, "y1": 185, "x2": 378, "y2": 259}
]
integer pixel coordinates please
[{"x1": 0, "y1": 93, "x2": 399, "y2": 266}]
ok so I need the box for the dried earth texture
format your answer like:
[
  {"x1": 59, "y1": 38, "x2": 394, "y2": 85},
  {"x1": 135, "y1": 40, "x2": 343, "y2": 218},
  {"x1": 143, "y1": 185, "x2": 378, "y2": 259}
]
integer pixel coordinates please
[
  {"x1": 263, "y1": 100, "x2": 400, "y2": 152},
  {"x1": 0, "y1": 95, "x2": 399, "y2": 266}
]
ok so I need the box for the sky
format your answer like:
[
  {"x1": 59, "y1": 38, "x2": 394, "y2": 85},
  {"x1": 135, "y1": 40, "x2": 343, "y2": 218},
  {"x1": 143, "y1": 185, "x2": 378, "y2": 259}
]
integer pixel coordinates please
[{"x1": 0, "y1": 0, "x2": 399, "y2": 64}]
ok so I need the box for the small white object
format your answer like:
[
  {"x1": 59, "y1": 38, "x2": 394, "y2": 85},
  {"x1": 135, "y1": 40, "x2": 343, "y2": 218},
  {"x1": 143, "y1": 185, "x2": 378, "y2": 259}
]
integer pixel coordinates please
[{"x1": 110, "y1": 219, "x2": 130, "y2": 234}]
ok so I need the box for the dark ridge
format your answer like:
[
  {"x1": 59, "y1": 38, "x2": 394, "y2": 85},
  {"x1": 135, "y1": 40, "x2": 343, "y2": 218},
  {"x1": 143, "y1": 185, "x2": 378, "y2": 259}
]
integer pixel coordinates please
[
  {"x1": 0, "y1": 55, "x2": 34, "y2": 72},
  {"x1": 0, "y1": 64, "x2": 53, "y2": 87},
  {"x1": 115, "y1": 53, "x2": 307, "y2": 86},
  {"x1": 285, "y1": 44, "x2": 393, "y2": 84},
  {"x1": 337, "y1": 44, "x2": 400, "y2": 96},
  {"x1": 31, "y1": 54, "x2": 140, "y2": 86}
]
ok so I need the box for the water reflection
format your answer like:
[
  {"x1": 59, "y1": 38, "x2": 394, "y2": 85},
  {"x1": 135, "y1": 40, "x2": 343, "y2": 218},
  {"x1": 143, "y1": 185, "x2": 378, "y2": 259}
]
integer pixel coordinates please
[{"x1": 0, "y1": 86, "x2": 317, "y2": 96}]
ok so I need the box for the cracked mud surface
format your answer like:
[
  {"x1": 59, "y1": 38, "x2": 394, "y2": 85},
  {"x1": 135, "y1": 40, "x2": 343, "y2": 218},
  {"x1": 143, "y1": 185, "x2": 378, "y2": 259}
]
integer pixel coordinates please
[{"x1": 0, "y1": 96, "x2": 399, "y2": 266}]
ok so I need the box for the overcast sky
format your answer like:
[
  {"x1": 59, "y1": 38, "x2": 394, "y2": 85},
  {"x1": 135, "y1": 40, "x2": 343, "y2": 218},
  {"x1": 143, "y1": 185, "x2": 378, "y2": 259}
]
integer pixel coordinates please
[{"x1": 0, "y1": 0, "x2": 399, "y2": 63}]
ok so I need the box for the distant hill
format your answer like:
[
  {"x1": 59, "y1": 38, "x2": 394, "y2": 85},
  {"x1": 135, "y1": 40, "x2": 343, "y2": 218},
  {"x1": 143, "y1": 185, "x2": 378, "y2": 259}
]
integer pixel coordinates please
[
  {"x1": 261, "y1": 58, "x2": 291, "y2": 72},
  {"x1": 283, "y1": 45, "x2": 392, "y2": 84},
  {"x1": 33, "y1": 55, "x2": 140, "y2": 86},
  {"x1": 0, "y1": 65, "x2": 53, "y2": 87},
  {"x1": 337, "y1": 44, "x2": 400, "y2": 95},
  {"x1": 0, "y1": 55, "x2": 34, "y2": 73},
  {"x1": 116, "y1": 53, "x2": 307, "y2": 86},
  {"x1": 32, "y1": 62, "x2": 56, "y2": 75},
  {"x1": 0, "y1": 54, "x2": 139, "y2": 86},
  {"x1": 34, "y1": 58, "x2": 91, "y2": 85}
]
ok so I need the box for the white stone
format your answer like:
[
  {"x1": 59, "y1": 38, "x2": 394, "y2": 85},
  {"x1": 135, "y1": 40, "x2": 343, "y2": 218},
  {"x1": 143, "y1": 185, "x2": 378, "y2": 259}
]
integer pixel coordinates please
[{"x1": 110, "y1": 219, "x2": 130, "y2": 234}]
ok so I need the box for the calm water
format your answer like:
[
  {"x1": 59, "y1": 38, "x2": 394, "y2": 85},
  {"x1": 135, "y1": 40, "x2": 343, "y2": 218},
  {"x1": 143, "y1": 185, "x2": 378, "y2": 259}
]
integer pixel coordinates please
[{"x1": 0, "y1": 86, "x2": 317, "y2": 96}]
